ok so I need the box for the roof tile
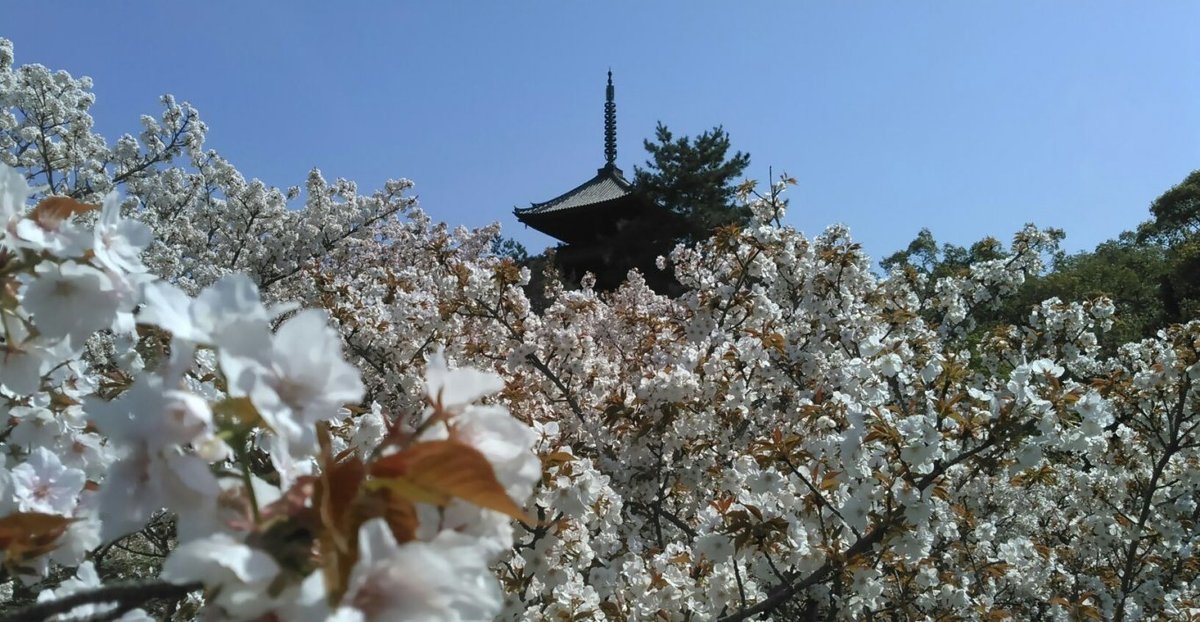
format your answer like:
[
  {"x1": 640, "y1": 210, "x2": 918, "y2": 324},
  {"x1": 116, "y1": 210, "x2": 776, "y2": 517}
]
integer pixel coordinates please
[{"x1": 516, "y1": 166, "x2": 632, "y2": 216}]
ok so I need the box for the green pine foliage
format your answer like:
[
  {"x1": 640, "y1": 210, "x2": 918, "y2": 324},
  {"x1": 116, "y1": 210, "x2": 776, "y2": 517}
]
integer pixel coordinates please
[{"x1": 633, "y1": 122, "x2": 751, "y2": 243}]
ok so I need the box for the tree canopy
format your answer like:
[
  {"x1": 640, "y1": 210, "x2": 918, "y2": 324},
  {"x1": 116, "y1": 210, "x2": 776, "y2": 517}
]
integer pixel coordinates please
[
  {"x1": 1137, "y1": 169, "x2": 1200, "y2": 245},
  {"x1": 633, "y1": 122, "x2": 751, "y2": 243},
  {"x1": 884, "y1": 169, "x2": 1200, "y2": 354},
  {"x1": 1139, "y1": 169, "x2": 1200, "y2": 322}
]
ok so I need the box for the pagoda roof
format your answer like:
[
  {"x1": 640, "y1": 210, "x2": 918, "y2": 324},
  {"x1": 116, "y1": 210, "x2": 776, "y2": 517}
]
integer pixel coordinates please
[
  {"x1": 515, "y1": 73, "x2": 675, "y2": 247},
  {"x1": 515, "y1": 164, "x2": 633, "y2": 217},
  {"x1": 514, "y1": 165, "x2": 651, "y2": 245}
]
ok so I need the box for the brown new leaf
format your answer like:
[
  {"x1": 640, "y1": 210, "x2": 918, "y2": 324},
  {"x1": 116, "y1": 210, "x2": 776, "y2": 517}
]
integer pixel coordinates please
[
  {"x1": 541, "y1": 450, "x2": 575, "y2": 467},
  {"x1": 29, "y1": 196, "x2": 99, "y2": 232},
  {"x1": 312, "y1": 425, "x2": 422, "y2": 606},
  {"x1": 710, "y1": 495, "x2": 735, "y2": 515},
  {"x1": 0, "y1": 512, "x2": 74, "y2": 567},
  {"x1": 315, "y1": 429, "x2": 367, "y2": 604},
  {"x1": 369, "y1": 439, "x2": 532, "y2": 525},
  {"x1": 352, "y1": 486, "x2": 419, "y2": 544}
]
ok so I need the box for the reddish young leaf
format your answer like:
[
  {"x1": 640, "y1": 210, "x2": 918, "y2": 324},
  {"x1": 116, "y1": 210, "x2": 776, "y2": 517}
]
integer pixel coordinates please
[
  {"x1": 369, "y1": 439, "x2": 533, "y2": 525},
  {"x1": 710, "y1": 495, "x2": 735, "y2": 515},
  {"x1": 0, "y1": 512, "x2": 74, "y2": 565},
  {"x1": 28, "y1": 196, "x2": 98, "y2": 231},
  {"x1": 315, "y1": 429, "x2": 367, "y2": 604},
  {"x1": 541, "y1": 450, "x2": 575, "y2": 467},
  {"x1": 353, "y1": 486, "x2": 419, "y2": 544}
]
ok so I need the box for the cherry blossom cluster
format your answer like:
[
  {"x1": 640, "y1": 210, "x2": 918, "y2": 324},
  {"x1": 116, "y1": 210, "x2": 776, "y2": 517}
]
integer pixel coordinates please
[
  {"x1": 0, "y1": 160, "x2": 540, "y2": 620},
  {"x1": 0, "y1": 38, "x2": 416, "y2": 302},
  {"x1": 316, "y1": 178, "x2": 1198, "y2": 620},
  {"x1": 4, "y1": 36, "x2": 1200, "y2": 621}
]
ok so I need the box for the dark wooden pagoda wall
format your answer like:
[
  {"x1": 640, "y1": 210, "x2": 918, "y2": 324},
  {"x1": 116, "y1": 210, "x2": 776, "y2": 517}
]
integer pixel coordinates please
[{"x1": 547, "y1": 205, "x2": 687, "y2": 295}]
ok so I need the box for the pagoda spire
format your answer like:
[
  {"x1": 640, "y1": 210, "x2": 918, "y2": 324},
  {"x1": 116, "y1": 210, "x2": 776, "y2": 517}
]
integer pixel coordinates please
[{"x1": 604, "y1": 69, "x2": 617, "y2": 168}]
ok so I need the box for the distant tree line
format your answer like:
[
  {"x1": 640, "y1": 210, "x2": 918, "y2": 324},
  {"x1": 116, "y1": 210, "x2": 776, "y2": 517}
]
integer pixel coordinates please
[{"x1": 881, "y1": 170, "x2": 1200, "y2": 351}]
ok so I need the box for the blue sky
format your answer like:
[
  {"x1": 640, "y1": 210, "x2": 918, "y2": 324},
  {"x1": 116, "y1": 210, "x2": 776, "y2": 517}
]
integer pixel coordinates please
[{"x1": 4, "y1": 3, "x2": 1198, "y2": 264}]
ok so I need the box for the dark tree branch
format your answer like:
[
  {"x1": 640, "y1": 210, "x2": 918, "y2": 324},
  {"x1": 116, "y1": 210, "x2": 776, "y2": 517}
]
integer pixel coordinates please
[
  {"x1": 717, "y1": 434, "x2": 1004, "y2": 622},
  {"x1": 0, "y1": 581, "x2": 202, "y2": 622}
]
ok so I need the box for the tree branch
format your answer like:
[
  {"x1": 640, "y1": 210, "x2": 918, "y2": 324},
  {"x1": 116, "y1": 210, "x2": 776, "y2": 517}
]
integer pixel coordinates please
[
  {"x1": 717, "y1": 434, "x2": 1003, "y2": 621},
  {"x1": 0, "y1": 581, "x2": 202, "y2": 622}
]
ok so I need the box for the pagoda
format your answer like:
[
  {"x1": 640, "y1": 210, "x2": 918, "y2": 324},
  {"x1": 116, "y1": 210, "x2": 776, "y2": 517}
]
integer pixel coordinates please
[{"x1": 515, "y1": 71, "x2": 683, "y2": 292}]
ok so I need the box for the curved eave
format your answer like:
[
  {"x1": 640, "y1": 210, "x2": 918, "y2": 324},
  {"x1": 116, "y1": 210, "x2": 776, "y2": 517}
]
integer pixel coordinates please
[
  {"x1": 515, "y1": 193, "x2": 643, "y2": 245},
  {"x1": 516, "y1": 166, "x2": 632, "y2": 214}
]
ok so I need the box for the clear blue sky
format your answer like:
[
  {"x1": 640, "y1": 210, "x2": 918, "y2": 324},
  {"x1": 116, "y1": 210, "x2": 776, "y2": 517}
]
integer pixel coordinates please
[{"x1": 5, "y1": 3, "x2": 1198, "y2": 263}]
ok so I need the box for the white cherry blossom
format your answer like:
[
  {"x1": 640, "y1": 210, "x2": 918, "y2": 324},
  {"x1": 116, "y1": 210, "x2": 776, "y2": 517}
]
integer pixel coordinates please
[
  {"x1": 92, "y1": 192, "x2": 152, "y2": 274},
  {"x1": 341, "y1": 519, "x2": 503, "y2": 622},
  {"x1": 22, "y1": 262, "x2": 119, "y2": 349},
  {"x1": 161, "y1": 534, "x2": 282, "y2": 619},
  {"x1": 9, "y1": 447, "x2": 85, "y2": 515}
]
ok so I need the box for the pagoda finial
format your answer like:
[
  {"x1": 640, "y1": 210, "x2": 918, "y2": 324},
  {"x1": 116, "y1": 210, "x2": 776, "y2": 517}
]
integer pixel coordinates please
[{"x1": 604, "y1": 69, "x2": 617, "y2": 168}]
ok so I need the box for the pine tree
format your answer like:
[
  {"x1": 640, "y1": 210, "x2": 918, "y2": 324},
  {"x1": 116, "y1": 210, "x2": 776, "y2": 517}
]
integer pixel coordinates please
[{"x1": 633, "y1": 122, "x2": 751, "y2": 243}]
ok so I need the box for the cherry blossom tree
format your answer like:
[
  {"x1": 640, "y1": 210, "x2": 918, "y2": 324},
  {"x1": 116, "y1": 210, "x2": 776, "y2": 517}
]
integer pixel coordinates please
[
  {"x1": 2, "y1": 37, "x2": 1198, "y2": 622},
  {"x1": 0, "y1": 38, "x2": 415, "y2": 301},
  {"x1": 0, "y1": 39, "x2": 539, "y2": 621},
  {"x1": 310, "y1": 175, "x2": 1198, "y2": 620}
]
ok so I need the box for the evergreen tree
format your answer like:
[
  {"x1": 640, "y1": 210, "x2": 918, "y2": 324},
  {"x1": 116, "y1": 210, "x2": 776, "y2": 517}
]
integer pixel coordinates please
[
  {"x1": 490, "y1": 235, "x2": 529, "y2": 262},
  {"x1": 633, "y1": 122, "x2": 751, "y2": 243},
  {"x1": 1137, "y1": 169, "x2": 1200, "y2": 245},
  {"x1": 1012, "y1": 234, "x2": 1171, "y2": 346},
  {"x1": 1137, "y1": 169, "x2": 1200, "y2": 322}
]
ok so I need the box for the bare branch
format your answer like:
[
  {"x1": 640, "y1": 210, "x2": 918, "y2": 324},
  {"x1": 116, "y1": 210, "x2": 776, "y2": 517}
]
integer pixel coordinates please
[{"x1": 0, "y1": 580, "x2": 202, "y2": 622}]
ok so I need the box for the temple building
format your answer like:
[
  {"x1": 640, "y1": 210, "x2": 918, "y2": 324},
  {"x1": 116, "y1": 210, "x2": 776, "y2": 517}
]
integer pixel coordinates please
[{"x1": 514, "y1": 71, "x2": 683, "y2": 293}]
